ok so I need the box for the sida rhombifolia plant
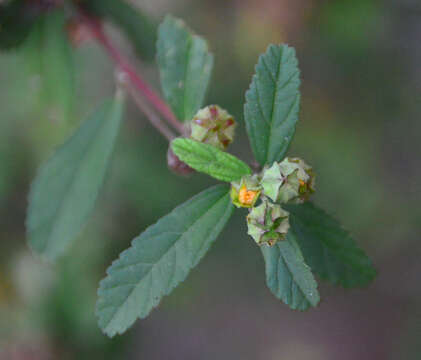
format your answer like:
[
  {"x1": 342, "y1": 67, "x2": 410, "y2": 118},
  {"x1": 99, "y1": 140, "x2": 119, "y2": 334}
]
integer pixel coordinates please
[{"x1": 1, "y1": 0, "x2": 376, "y2": 337}]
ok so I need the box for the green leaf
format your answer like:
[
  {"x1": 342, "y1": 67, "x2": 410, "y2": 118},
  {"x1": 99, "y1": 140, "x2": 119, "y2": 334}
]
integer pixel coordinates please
[
  {"x1": 285, "y1": 202, "x2": 377, "y2": 288},
  {"x1": 42, "y1": 11, "x2": 75, "y2": 123},
  {"x1": 171, "y1": 138, "x2": 251, "y2": 182},
  {"x1": 96, "y1": 185, "x2": 234, "y2": 337},
  {"x1": 261, "y1": 231, "x2": 320, "y2": 310},
  {"x1": 18, "y1": 13, "x2": 74, "y2": 123},
  {"x1": 26, "y1": 94, "x2": 125, "y2": 261},
  {"x1": 85, "y1": 0, "x2": 157, "y2": 61},
  {"x1": 157, "y1": 15, "x2": 214, "y2": 122},
  {"x1": 21, "y1": 16, "x2": 44, "y2": 76},
  {"x1": 244, "y1": 44, "x2": 301, "y2": 166}
]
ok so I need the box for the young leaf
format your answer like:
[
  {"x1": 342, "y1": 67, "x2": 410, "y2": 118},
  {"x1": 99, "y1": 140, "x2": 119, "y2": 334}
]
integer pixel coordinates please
[
  {"x1": 42, "y1": 10, "x2": 75, "y2": 123},
  {"x1": 285, "y1": 202, "x2": 377, "y2": 288},
  {"x1": 96, "y1": 185, "x2": 234, "y2": 337},
  {"x1": 244, "y1": 44, "x2": 301, "y2": 166},
  {"x1": 171, "y1": 138, "x2": 251, "y2": 182},
  {"x1": 157, "y1": 15, "x2": 214, "y2": 122},
  {"x1": 261, "y1": 231, "x2": 320, "y2": 310},
  {"x1": 85, "y1": 0, "x2": 157, "y2": 61},
  {"x1": 26, "y1": 94, "x2": 125, "y2": 261}
]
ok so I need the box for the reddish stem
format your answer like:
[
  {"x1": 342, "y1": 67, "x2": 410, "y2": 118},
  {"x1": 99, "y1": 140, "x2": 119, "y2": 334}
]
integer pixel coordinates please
[
  {"x1": 121, "y1": 73, "x2": 176, "y2": 141},
  {"x1": 84, "y1": 16, "x2": 185, "y2": 135}
]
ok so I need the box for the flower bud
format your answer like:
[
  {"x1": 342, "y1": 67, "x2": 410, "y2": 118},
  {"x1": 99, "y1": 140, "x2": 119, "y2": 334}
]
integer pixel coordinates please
[
  {"x1": 261, "y1": 157, "x2": 315, "y2": 204},
  {"x1": 247, "y1": 200, "x2": 290, "y2": 246},
  {"x1": 190, "y1": 105, "x2": 236, "y2": 150},
  {"x1": 230, "y1": 174, "x2": 261, "y2": 208},
  {"x1": 167, "y1": 147, "x2": 194, "y2": 177}
]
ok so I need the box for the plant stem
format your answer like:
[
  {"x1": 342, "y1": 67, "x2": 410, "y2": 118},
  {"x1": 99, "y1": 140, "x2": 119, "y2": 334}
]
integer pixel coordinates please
[
  {"x1": 82, "y1": 15, "x2": 185, "y2": 135},
  {"x1": 117, "y1": 70, "x2": 176, "y2": 141}
]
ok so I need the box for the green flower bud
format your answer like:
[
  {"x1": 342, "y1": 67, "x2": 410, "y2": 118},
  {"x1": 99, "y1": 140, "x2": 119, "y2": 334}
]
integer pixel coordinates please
[
  {"x1": 261, "y1": 157, "x2": 315, "y2": 204},
  {"x1": 230, "y1": 174, "x2": 261, "y2": 208},
  {"x1": 246, "y1": 200, "x2": 290, "y2": 246},
  {"x1": 190, "y1": 105, "x2": 236, "y2": 150}
]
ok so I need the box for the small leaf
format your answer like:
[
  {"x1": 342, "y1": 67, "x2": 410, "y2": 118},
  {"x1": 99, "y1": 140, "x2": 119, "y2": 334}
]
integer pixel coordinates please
[
  {"x1": 261, "y1": 231, "x2": 320, "y2": 310},
  {"x1": 42, "y1": 10, "x2": 75, "y2": 123},
  {"x1": 171, "y1": 138, "x2": 251, "y2": 182},
  {"x1": 96, "y1": 185, "x2": 234, "y2": 337},
  {"x1": 157, "y1": 15, "x2": 214, "y2": 122},
  {"x1": 85, "y1": 0, "x2": 157, "y2": 61},
  {"x1": 26, "y1": 94, "x2": 125, "y2": 261},
  {"x1": 244, "y1": 44, "x2": 301, "y2": 166},
  {"x1": 285, "y1": 202, "x2": 377, "y2": 288}
]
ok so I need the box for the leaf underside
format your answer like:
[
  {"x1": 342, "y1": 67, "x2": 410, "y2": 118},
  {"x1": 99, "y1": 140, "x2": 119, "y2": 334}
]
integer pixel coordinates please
[
  {"x1": 285, "y1": 202, "x2": 377, "y2": 288},
  {"x1": 244, "y1": 44, "x2": 301, "y2": 166},
  {"x1": 171, "y1": 138, "x2": 252, "y2": 182},
  {"x1": 26, "y1": 97, "x2": 124, "y2": 261},
  {"x1": 157, "y1": 15, "x2": 214, "y2": 122},
  {"x1": 96, "y1": 185, "x2": 234, "y2": 337},
  {"x1": 261, "y1": 231, "x2": 320, "y2": 311}
]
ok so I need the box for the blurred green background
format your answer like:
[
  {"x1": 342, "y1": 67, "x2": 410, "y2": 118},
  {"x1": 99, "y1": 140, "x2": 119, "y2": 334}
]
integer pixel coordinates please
[{"x1": 1, "y1": 0, "x2": 420, "y2": 359}]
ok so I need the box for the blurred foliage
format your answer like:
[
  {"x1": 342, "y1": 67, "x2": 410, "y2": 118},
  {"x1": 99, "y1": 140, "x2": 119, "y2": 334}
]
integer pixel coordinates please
[
  {"x1": 20, "y1": 10, "x2": 76, "y2": 124},
  {"x1": 0, "y1": 0, "x2": 37, "y2": 50},
  {"x1": 157, "y1": 15, "x2": 214, "y2": 122},
  {"x1": 84, "y1": 0, "x2": 157, "y2": 61},
  {"x1": 27, "y1": 97, "x2": 124, "y2": 261},
  {"x1": 0, "y1": 0, "x2": 420, "y2": 359}
]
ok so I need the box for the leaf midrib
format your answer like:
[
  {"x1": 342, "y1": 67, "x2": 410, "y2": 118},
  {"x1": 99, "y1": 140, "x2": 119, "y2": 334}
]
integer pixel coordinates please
[
  {"x1": 264, "y1": 47, "x2": 282, "y2": 164},
  {"x1": 265, "y1": 49, "x2": 299, "y2": 164},
  {"x1": 278, "y1": 240, "x2": 313, "y2": 306},
  {"x1": 101, "y1": 191, "x2": 229, "y2": 330},
  {"x1": 44, "y1": 105, "x2": 115, "y2": 255}
]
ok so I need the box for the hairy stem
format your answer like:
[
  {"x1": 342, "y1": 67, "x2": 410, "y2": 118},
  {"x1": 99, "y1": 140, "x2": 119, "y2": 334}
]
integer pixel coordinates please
[{"x1": 82, "y1": 15, "x2": 185, "y2": 135}]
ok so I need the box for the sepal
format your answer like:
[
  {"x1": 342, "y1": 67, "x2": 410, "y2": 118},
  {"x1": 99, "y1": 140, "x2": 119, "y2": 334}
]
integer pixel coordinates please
[
  {"x1": 247, "y1": 200, "x2": 290, "y2": 246},
  {"x1": 261, "y1": 157, "x2": 315, "y2": 204},
  {"x1": 190, "y1": 105, "x2": 236, "y2": 150}
]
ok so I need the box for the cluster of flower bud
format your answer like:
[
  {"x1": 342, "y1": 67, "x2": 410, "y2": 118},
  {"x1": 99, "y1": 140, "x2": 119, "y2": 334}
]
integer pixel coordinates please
[{"x1": 230, "y1": 157, "x2": 315, "y2": 247}]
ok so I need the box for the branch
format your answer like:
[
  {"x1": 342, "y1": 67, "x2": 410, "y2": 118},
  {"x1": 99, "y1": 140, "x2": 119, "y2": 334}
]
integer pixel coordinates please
[
  {"x1": 116, "y1": 70, "x2": 176, "y2": 141},
  {"x1": 82, "y1": 15, "x2": 185, "y2": 135}
]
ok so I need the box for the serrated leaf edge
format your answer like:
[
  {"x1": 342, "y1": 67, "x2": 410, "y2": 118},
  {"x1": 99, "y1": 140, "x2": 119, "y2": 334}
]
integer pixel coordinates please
[{"x1": 96, "y1": 185, "x2": 233, "y2": 337}]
